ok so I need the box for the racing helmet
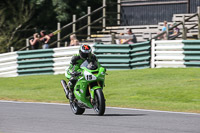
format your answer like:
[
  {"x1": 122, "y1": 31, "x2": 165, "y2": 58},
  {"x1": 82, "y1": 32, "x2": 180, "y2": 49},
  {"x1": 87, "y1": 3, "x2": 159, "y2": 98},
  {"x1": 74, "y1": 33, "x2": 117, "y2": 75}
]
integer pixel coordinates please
[{"x1": 79, "y1": 44, "x2": 92, "y2": 59}]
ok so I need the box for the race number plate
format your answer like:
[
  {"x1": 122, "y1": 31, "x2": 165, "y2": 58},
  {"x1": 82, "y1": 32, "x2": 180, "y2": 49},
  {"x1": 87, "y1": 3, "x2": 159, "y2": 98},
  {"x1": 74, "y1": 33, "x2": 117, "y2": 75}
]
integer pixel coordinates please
[{"x1": 84, "y1": 71, "x2": 97, "y2": 81}]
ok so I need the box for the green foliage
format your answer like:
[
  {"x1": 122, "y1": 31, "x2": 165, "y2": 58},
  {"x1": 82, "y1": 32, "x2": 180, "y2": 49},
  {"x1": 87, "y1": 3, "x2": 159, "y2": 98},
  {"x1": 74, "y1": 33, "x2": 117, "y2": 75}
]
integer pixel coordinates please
[
  {"x1": 0, "y1": 0, "x2": 35, "y2": 52},
  {"x1": 0, "y1": 68, "x2": 200, "y2": 113},
  {"x1": 0, "y1": 0, "x2": 105, "y2": 53},
  {"x1": 52, "y1": 0, "x2": 68, "y2": 22}
]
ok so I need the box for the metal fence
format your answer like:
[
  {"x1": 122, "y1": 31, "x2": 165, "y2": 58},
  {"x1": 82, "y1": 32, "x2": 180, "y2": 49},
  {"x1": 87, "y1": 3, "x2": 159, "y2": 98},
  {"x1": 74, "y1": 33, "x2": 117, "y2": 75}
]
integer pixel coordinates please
[{"x1": 120, "y1": 0, "x2": 200, "y2": 25}]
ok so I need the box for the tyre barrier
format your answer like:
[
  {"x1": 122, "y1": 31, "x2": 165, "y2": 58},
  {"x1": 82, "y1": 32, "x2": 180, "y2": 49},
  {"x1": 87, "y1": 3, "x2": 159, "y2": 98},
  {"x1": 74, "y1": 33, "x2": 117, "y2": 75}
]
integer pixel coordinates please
[{"x1": 0, "y1": 40, "x2": 200, "y2": 77}]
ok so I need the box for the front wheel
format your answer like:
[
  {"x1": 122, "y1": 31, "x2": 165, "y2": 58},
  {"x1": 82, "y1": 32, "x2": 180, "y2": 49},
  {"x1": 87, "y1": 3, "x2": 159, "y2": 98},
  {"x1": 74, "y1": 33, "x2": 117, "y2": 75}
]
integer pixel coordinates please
[
  {"x1": 70, "y1": 101, "x2": 85, "y2": 115},
  {"x1": 93, "y1": 89, "x2": 105, "y2": 116}
]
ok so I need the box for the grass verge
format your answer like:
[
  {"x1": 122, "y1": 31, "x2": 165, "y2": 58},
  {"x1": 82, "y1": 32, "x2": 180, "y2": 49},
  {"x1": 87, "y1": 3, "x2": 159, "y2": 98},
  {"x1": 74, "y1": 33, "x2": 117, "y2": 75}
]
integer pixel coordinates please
[{"x1": 0, "y1": 68, "x2": 200, "y2": 113}]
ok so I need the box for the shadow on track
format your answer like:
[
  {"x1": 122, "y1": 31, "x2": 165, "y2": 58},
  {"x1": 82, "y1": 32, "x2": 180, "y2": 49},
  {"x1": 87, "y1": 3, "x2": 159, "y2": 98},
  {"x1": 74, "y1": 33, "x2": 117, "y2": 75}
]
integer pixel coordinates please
[{"x1": 84, "y1": 114, "x2": 146, "y2": 117}]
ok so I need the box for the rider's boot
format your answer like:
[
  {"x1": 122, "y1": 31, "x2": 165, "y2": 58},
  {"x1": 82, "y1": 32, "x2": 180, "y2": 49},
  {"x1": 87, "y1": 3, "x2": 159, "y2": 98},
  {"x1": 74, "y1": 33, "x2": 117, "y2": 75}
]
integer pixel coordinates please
[{"x1": 67, "y1": 81, "x2": 75, "y2": 101}]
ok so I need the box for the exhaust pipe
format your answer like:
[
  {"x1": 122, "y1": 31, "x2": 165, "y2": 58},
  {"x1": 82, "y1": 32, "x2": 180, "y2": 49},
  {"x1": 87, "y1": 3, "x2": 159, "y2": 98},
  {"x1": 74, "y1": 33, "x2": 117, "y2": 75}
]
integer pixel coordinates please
[{"x1": 61, "y1": 80, "x2": 69, "y2": 99}]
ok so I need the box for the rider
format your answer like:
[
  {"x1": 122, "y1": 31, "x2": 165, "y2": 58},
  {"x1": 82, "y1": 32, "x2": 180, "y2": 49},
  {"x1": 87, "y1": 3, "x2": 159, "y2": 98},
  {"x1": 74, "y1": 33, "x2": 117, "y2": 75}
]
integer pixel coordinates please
[{"x1": 65, "y1": 44, "x2": 98, "y2": 100}]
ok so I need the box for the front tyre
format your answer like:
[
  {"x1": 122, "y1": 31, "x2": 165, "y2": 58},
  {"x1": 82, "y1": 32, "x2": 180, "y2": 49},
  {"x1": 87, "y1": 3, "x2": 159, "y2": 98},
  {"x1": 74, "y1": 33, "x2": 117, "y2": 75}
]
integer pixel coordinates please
[
  {"x1": 93, "y1": 89, "x2": 105, "y2": 116},
  {"x1": 70, "y1": 101, "x2": 85, "y2": 115}
]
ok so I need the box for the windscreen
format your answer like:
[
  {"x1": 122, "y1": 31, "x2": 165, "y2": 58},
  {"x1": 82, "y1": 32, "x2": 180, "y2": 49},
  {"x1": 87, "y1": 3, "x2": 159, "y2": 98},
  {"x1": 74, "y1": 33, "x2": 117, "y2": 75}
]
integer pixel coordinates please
[{"x1": 80, "y1": 60, "x2": 98, "y2": 70}]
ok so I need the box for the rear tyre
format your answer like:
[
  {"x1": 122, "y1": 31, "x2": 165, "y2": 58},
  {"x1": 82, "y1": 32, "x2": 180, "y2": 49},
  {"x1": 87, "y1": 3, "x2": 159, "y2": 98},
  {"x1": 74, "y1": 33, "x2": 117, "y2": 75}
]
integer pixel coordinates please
[
  {"x1": 93, "y1": 89, "x2": 105, "y2": 116},
  {"x1": 70, "y1": 101, "x2": 85, "y2": 115}
]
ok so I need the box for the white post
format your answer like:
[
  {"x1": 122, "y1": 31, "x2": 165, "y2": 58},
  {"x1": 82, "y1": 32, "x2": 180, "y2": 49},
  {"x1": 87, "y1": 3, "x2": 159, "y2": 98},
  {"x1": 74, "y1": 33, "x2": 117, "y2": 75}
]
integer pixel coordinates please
[
  {"x1": 182, "y1": 15, "x2": 187, "y2": 40},
  {"x1": 149, "y1": 33, "x2": 152, "y2": 40},
  {"x1": 151, "y1": 39, "x2": 155, "y2": 68},
  {"x1": 166, "y1": 24, "x2": 169, "y2": 40},
  {"x1": 87, "y1": 6, "x2": 91, "y2": 39},
  {"x1": 65, "y1": 41, "x2": 68, "y2": 47},
  {"x1": 73, "y1": 15, "x2": 76, "y2": 33},
  {"x1": 26, "y1": 38, "x2": 29, "y2": 50},
  {"x1": 111, "y1": 33, "x2": 115, "y2": 44},
  {"x1": 10, "y1": 47, "x2": 14, "y2": 52},
  {"x1": 57, "y1": 22, "x2": 61, "y2": 47},
  {"x1": 197, "y1": 7, "x2": 200, "y2": 39},
  {"x1": 103, "y1": 0, "x2": 106, "y2": 31},
  {"x1": 117, "y1": 0, "x2": 121, "y2": 25}
]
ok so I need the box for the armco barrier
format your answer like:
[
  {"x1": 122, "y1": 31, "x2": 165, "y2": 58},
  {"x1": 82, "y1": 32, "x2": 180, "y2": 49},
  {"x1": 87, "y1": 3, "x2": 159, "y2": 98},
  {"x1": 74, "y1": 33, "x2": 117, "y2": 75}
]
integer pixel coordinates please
[
  {"x1": 17, "y1": 46, "x2": 80, "y2": 76},
  {"x1": 94, "y1": 44, "x2": 130, "y2": 69},
  {"x1": 17, "y1": 49, "x2": 55, "y2": 76},
  {"x1": 0, "y1": 46, "x2": 81, "y2": 77},
  {"x1": 129, "y1": 41, "x2": 151, "y2": 69},
  {"x1": 0, "y1": 52, "x2": 18, "y2": 77},
  {"x1": 94, "y1": 41, "x2": 151, "y2": 69},
  {"x1": 151, "y1": 40, "x2": 200, "y2": 68},
  {"x1": 1, "y1": 40, "x2": 200, "y2": 77},
  {"x1": 183, "y1": 40, "x2": 200, "y2": 67}
]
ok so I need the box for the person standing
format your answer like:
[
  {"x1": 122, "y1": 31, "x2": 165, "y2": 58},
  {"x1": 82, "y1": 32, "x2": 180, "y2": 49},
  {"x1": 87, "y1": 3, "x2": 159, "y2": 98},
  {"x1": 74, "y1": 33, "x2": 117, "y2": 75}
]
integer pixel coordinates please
[
  {"x1": 40, "y1": 30, "x2": 51, "y2": 49},
  {"x1": 29, "y1": 33, "x2": 40, "y2": 50}
]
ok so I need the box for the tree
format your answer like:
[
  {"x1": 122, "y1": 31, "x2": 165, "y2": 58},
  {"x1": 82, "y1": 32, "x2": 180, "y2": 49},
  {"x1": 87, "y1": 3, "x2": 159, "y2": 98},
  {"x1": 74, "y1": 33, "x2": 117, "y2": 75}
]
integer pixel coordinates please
[
  {"x1": 0, "y1": 0, "x2": 115, "y2": 53},
  {"x1": 0, "y1": 0, "x2": 35, "y2": 53},
  {"x1": 0, "y1": 0, "x2": 58, "y2": 52}
]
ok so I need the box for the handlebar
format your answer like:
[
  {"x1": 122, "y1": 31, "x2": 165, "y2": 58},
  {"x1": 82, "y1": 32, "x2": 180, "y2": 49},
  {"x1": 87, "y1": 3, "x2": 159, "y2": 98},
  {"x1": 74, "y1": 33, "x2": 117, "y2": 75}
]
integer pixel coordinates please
[{"x1": 70, "y1": 71, "x2": 82, "y2": 77}]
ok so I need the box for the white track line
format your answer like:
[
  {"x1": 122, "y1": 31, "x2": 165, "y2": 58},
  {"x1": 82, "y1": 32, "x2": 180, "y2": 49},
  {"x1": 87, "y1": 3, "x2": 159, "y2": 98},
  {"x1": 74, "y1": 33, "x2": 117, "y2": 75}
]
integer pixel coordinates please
[{"x1": 0, "y1": 100, "x2": 199, "y2": 115}]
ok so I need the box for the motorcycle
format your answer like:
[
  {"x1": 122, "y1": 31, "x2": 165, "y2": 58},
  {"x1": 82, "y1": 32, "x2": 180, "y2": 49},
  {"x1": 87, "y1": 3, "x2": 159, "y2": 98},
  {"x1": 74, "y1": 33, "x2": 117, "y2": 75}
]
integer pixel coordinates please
[{"x1": 61, "y1": 60, "x2": 106, "y2": 116}]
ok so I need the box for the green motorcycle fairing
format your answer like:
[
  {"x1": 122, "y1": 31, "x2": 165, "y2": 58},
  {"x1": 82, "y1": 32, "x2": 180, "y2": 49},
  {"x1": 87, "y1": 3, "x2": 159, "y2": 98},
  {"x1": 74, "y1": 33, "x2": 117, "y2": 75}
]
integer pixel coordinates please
[{"x1": 73, "y1": 61, "x2": 106, "y2": 108}]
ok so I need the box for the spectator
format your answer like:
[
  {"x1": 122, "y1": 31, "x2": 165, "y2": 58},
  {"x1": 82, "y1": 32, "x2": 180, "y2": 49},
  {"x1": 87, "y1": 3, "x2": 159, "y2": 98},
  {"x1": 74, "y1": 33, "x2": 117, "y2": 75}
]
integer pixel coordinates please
[
  {"x1": 158, "y1": 21, "x2": 168, "y2": 40},
  {"x1": 29, "y1": 33, "x2": 40, "y2": 50},
  {"x1": 119, "y1": 33, "x2": 126, "y2": 44},
  {"x1": 69, "y1": 34, "x2": 79, "y2": 46},
  {"x1": 123, "y1": 29, "x2": 137, "y2": 44},
  {"x1": 169, "y1": 23, "x2": 180, "y2": 39},
  {"x1": 169, "y1": 23, "x2": 174, "y2": 35},
  {"x1": 162, "y1": 21, "x2": 168, "y2": 32},
  {"x1": 40, "y1": 30, "x2": 50, "y2": 49}
]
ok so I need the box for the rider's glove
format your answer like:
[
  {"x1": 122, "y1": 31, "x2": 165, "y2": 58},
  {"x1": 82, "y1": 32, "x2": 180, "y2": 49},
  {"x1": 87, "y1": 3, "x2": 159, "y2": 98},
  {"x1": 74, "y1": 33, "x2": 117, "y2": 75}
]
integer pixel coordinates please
[{"x1": 71, "y1": 71, "x2": 81, "y2": 77}]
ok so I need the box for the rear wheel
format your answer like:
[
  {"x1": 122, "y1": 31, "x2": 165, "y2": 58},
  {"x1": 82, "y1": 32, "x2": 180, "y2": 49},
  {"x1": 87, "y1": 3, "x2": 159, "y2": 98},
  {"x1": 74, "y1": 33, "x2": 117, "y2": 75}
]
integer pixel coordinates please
[
  {"x1": 93, "y1": 89, "x2": 105, "y2": 116},
  {"x1": 70, "y1": 101, "x2": 85, "y2": 115}
]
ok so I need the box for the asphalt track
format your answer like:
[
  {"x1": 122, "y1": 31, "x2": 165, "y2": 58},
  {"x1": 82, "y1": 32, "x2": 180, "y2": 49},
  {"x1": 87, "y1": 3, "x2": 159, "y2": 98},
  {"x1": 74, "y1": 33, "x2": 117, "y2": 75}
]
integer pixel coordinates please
[{"x1": 0, "y1": 101, "x2": 200, "y2": 133}]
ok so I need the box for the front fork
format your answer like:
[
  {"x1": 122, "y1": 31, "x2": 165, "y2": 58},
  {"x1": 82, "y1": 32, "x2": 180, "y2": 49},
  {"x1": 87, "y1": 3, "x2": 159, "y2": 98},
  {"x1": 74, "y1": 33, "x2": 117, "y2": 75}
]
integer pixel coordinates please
[{"x1": 89, "y1": 85, "x2": 102, "y2": 105}]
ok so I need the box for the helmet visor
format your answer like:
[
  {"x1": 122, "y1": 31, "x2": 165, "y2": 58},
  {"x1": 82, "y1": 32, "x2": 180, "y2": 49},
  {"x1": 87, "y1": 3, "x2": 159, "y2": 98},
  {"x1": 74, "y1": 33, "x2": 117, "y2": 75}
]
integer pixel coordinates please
[{"x1": 81, "y1": 52, "x2": 90, "y2": 59}]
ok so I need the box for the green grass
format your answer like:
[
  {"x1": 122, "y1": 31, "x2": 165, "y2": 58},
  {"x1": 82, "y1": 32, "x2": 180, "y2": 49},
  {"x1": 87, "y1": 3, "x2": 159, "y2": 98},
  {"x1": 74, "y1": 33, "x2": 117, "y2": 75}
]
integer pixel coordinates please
[{"x1": 0, "y1": 68, "x2": 200, "y2": 113}]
